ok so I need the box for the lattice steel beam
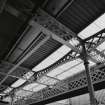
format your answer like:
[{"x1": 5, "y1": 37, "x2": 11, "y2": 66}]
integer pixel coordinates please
[
  {"x1": 0, "y1": 55, "x2": 77, "y2": 95},
  {"x1": 89, "y1": 49, "x2": 105, "y2": 63},
  {"x1": 1, "y1": 61, "x2": 26, "y2": 70},
  {"x1": 30, "y1": 8, "x2": 81, "y2": 53},
  {"x1": 14, "y1": 63, "x2": 105, "y2": 105},
  {"x1": 85, "y1": 29, "x2": 105, "y2": 51},
  {"x1": 37, "y1": 50, "x2": 79, "y2": 79},
  {"x1": 84, "y1": 29, "x2": 105, "y2": 63},
  {"x1": 29, "y1": 8, "x2": 105, "y2": 72}
]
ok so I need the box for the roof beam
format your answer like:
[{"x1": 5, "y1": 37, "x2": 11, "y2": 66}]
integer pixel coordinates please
[
  {"x1": 30, "y1": 8, "x2": 99, "y2": 63},
  {"x1": 30, "y1": 21, "x2": 80, "y2": 53},
  {"x1": 85, "y1": 29, "x2": 105, "y2": 50},
  {"x1": 32, "y1": 8, "x2": 105, "y2": 61}
]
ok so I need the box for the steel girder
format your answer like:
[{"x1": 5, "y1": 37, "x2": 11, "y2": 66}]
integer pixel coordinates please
[
  {"x1": 30, "y1": 8, "x2": 81, "y2": 52},
  {"x1": 37, "y1": 50, "x2": 79, "y2": 79},
  {"x1": 13, "y1": 63, "x2": 105, "y2": 105},
  {"x1": 0, "y1": 50, "x2": 104, "y2": 81},
  {"x1": 85, "y1": 29, "x2": 105, "y2": 51},
  {"x1": 31, "y1": 8, "x2": 105, "y2": 63}
]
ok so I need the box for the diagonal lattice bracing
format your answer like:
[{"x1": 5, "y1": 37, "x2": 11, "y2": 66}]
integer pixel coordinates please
[
  {"x1": 30, "y1": 8, "x2": 81, "y2": 53},
  {"x1": 13, "y1": 63, "x2": 105, "y2": 105},
  {"x1": 85, "y1": 29, "x2": 105, "y2": 51},
  {"x1": 37, "y1": 50, "x2": 79, "y2": 79},
  {"x1": 31, "y1": 8, "x2": 105, "y2": 64},
  {"x1": 89, "y1": 49, "x2": 105, "y2": 63}
]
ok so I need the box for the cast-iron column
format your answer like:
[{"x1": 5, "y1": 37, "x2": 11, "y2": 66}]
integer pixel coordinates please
[{"x1": 82, "y1": 43, "x2": 97, "y2": 105}]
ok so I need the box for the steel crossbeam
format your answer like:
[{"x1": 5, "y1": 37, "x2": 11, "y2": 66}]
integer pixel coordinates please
[
  {"x1": 14, "y1": 63, "x2": 105, "y2": 105},
  {"x1": 89, "y1": 49, "x2": 105, "y2": 63},
  {"x1": 30, "y1": 8, "x2": 105, "y2": 64},
  {"x1": 37, "y1": 51, "x2": 80, "y2": 78},
  {"x1": 85, "y1": 29, "x2": 105, "y2": 51}
]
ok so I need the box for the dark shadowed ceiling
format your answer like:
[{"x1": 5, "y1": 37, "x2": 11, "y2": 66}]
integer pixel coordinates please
[{"x1": 0, "y1": 0, "x2": 45, "y2": 60}]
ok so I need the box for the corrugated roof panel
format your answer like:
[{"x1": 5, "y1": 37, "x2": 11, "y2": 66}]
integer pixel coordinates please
[
  {"x1": 21, "y1": 38, "x2": 61, "y2": 69},
  {"x1": 57, "y1": 0, "x2": 105, "y2": 33}
]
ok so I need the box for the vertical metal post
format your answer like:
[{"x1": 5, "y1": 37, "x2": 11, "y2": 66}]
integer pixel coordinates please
[{"x1": 82, "y1": 43, "x2": 97, "y2": 105}]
